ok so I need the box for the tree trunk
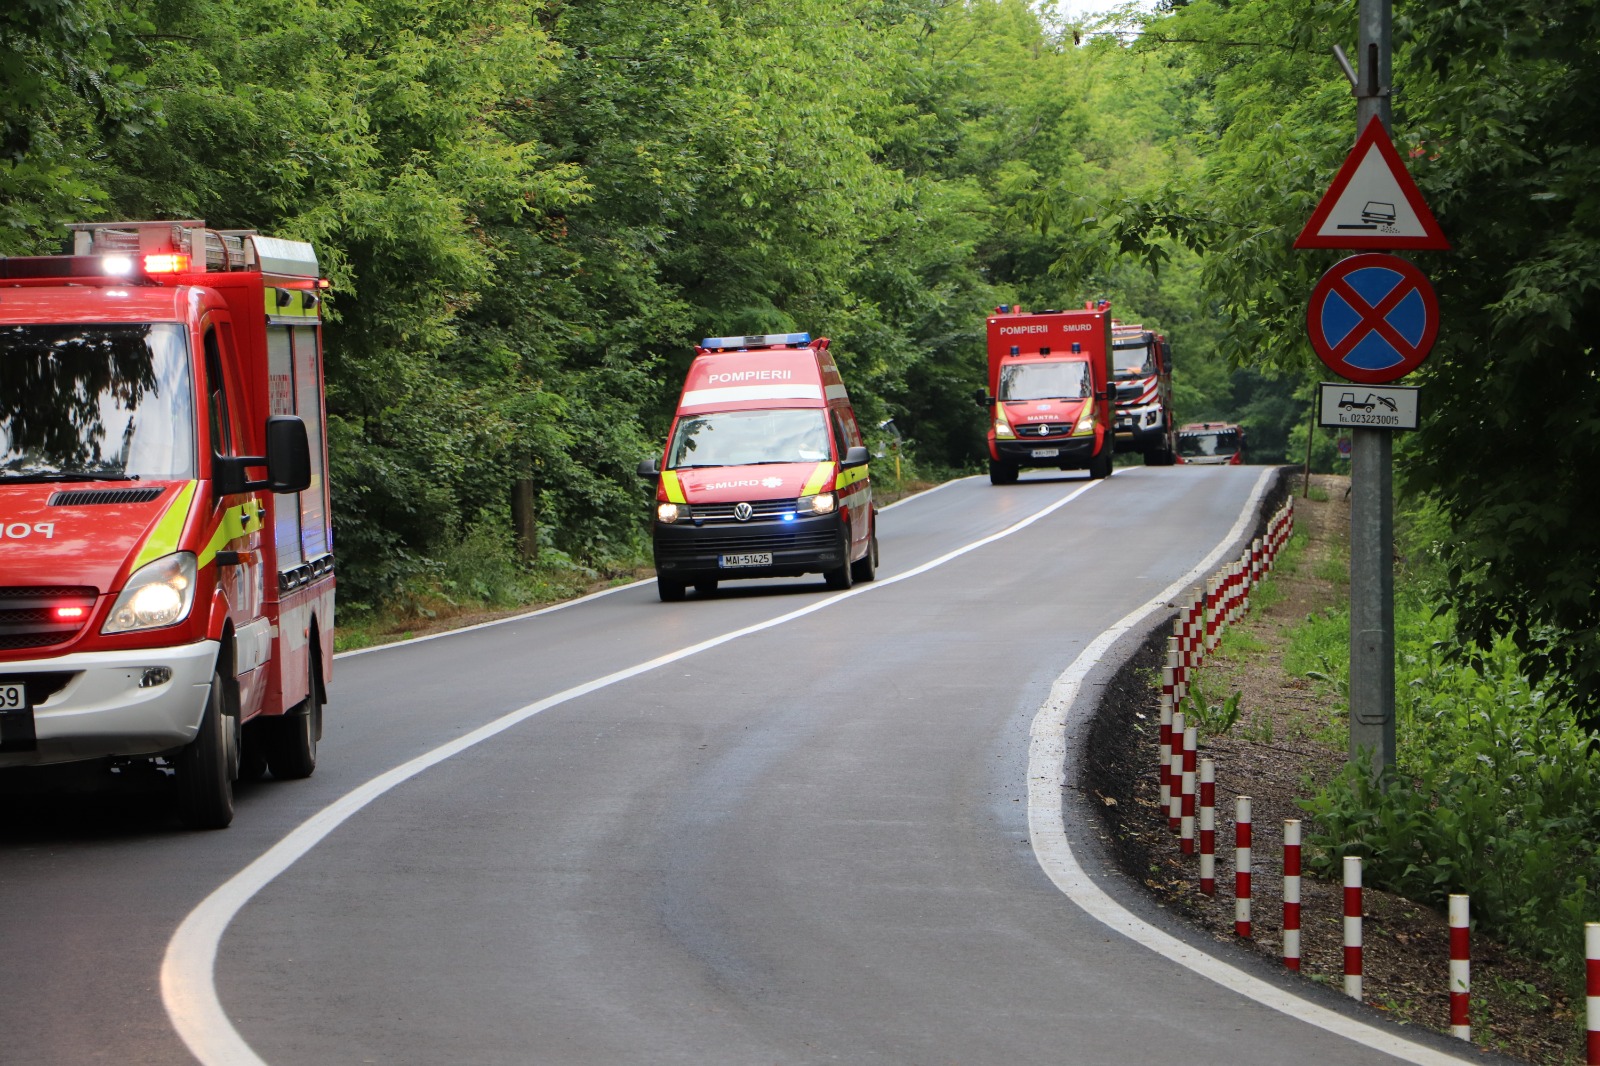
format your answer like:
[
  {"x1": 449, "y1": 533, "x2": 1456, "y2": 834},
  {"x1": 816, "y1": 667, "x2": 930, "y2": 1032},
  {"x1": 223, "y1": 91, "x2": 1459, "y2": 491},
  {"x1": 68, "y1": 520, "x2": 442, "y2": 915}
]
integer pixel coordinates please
[{"x1": 512, "y1": 477, "x2": 537, "y2": 565}]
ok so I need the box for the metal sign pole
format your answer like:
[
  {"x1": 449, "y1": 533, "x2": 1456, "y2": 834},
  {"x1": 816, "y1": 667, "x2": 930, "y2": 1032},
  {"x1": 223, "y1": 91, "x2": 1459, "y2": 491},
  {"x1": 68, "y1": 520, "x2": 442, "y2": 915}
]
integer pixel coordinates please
[{"x1": 1348, "y1": 0, "x2": 1396, "y2": 775}]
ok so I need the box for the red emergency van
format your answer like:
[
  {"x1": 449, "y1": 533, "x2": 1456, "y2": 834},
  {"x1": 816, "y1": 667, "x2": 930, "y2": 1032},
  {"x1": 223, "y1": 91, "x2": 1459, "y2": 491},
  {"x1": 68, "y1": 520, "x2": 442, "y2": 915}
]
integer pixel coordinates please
[
  {"x1": 0, "y1": 220, "x2": 334, "y2": 828},
  {"x1": 639, "y1": 332, "x2": 877, "y2": 601},
  {"x1": 979, "y1": 305, "x2": 1117, "y2": 484}
]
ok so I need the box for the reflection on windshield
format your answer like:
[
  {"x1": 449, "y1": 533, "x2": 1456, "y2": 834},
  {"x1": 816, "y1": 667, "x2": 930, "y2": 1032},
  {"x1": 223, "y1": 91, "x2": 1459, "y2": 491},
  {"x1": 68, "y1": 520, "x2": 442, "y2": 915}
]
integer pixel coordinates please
[
  {"x1": 1113, "y1": 343, "x2": 1152, "y2": 378},
  {"x1": 0, "y1": 323, "x2": 196, "y2": 479},
  {"x1": 668, "y1": 408, "x2": 832, "y2": 468},
  {"x1": 1000, "y1": 360, "x2": 1089, "y2": 402},
  {"x1": 1178, "y1": 432, "x2": 1239, "y2": 458}
]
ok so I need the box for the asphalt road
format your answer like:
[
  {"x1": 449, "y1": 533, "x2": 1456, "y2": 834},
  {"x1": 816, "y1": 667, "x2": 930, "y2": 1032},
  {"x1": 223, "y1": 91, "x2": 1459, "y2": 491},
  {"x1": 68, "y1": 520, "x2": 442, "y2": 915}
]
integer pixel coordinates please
[{"x1": 0, "y1": 465, "x2": 1481, "y2": 1065}]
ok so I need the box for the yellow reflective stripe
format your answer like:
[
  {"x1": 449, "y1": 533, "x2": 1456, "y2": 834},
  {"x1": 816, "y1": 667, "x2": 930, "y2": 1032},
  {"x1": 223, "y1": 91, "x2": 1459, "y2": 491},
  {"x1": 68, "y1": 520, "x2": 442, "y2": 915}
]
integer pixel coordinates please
[
  {"x1": 132, "y1": 481, "x2": 199, "y2": 570},
  {"x1": 198, "y1": 497, "x2": 264, "y2": 568},
  {"x1": 802, "y1": 462, "x2": 834, "y2": 496},
  {"x1": 661, "y1": 470, "x2": 687, "y2": 504},
  {"x1": 836, "y1": 463, "x2": 869, "y2": 489}
]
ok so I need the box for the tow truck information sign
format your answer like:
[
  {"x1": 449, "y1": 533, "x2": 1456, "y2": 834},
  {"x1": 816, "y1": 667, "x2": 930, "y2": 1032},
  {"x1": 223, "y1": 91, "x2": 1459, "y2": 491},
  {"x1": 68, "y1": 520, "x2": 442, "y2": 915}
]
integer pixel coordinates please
[{"x1": 1318, "y1": 382, "x2": 1419, "y2": 430}]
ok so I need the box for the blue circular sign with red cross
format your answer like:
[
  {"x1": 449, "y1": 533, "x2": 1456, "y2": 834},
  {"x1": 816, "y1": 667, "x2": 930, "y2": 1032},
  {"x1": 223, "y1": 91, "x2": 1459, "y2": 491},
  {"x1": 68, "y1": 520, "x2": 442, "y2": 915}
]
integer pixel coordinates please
[{"x1": 1306, "y1": 253, "x2": 1438, "y2": 384}]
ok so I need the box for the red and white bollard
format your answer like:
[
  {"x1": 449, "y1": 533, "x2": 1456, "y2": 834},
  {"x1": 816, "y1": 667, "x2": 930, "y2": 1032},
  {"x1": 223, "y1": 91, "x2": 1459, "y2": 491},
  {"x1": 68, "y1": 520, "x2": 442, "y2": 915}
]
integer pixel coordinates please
[
  {"x1": 1585, "y1": 922, "x2": 1599, "y2": 1065},
  {"x1": 1167, "y1": 709, "x2": 1185, "y2": 832},
  {"x1": 1344, "y1": 855, "x2": 1363, "y2": 1000},
  {"x1": 1449, "y1": 894, "x2": 1470, "y2": 1041},
  {"x1": 1235, "y1": 796, "x2": 1252, "y2": 938},
  {"x1": 1198, "y1": 758, "x2": 1216, "y2": 895},
  {"x1": 1282, "y1": 819, "x2": 1301, "y2": 970},
  {"x1": 1179, "y1": 725, "x2": 1197, "y2": 854},
  {"x1": 1158, "y1": 687, "x2": 1173, "y2": 815}
]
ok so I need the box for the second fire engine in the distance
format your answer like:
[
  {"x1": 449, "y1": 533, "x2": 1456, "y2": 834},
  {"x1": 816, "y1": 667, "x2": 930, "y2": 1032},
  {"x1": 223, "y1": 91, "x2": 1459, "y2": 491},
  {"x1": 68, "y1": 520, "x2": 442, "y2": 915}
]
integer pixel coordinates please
[{"x1": 1111, "y1": 318, "x2": 1177, "y2": 465}]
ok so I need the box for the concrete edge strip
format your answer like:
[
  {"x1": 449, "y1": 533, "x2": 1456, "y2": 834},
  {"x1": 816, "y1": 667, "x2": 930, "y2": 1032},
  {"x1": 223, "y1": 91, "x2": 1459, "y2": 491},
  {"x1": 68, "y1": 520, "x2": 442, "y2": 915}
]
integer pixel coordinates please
[
  {"x1": 336, "y1": 475, "x2": 978, "y2": 661},
  {"x1": 163, "y1": 477, "x2": 1104, "y2": 1065},
  {"x1": 1025, "y1": 467, "x2": 1474, "y2": 1066}
]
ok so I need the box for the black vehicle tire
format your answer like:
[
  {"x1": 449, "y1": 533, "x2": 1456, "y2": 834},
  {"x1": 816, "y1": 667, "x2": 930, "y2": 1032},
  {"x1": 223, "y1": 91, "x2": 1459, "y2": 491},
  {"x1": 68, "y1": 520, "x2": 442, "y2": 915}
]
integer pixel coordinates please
[
  {"x1": 178, "y1": 671, "x2": 236, "y2": 830},
  {"x1": 988, "y1": 460, "x2": 1019, "y2": 486},
  {"x1": 850, "y1": 521, "x2": 878, "y2": 583},
  {"x1": 657, "y1": 575, "x2": 687, "y2": 602},
  {"x1": 694, "y1": 578, "x2": 719, "y2": 597},
  {"x1": 1090, "y1": 440, "x2": 1113, "y2": 480},
  {"x1": 824, "y1": 526, "x2": 855, "y2": 590},
  {"x1": 264, "y1": 657, "x2": 321, "y2": 780}
]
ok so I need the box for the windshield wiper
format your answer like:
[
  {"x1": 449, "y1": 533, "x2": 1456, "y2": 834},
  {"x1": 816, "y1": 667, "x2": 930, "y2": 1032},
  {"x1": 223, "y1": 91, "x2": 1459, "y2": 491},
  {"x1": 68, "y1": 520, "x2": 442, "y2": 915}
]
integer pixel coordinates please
[{"x1": 0, "y1": 472, "x2": 141, "y2": 484}]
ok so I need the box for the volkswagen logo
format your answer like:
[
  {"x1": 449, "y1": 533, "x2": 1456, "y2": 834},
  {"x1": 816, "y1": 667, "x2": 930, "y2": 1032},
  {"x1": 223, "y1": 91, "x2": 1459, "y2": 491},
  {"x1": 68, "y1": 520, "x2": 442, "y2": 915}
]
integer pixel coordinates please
[{"x1": 733, "y1": 502, "x2": 754, "y2": 522}]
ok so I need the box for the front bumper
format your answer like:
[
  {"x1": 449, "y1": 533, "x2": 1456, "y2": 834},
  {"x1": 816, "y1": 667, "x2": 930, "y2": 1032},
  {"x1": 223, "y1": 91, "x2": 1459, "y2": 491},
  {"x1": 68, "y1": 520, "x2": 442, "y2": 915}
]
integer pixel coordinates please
[
  {"x1": 1115, "y1": 403, "x2": 1167, "y2": 450},
  {"x1": 994, "y1": 435, "x2": 1096, "y2": 468},
  {"x1": 653, "y1": 511, "x2": 846, "y2": 579},
  {"x1": 0, "y1": 640, "x2": 218, "y2": 767}
]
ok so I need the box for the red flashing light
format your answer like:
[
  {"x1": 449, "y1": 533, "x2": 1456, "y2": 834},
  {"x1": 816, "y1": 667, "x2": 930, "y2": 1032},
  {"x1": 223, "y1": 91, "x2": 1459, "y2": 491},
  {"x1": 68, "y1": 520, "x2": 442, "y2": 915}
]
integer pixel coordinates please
[
  {"x1": 143, "y1": 253, "x2": 191, "y2": 274},
  {"x1": 54, "y1": 606, "x2": 87, "y2": 621}
]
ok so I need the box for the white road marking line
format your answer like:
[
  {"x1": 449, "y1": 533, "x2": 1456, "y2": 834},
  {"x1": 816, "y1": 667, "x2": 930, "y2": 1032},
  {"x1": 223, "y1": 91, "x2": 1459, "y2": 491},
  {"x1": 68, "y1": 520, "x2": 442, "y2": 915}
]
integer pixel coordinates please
[
  {"x1": 1026, "y1": 467, "x2": 1475, "y2": 1066},
  {"x1": 163, "y1": 477, "x2": 1104, "y2": 1065}
]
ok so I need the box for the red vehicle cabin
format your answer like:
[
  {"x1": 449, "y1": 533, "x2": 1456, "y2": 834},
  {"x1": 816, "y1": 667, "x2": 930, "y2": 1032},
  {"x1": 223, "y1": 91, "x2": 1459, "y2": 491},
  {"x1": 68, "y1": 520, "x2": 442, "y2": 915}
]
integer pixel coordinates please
[
  {"x1": 1174, "y1": 422, "x2": 1248, "y2": 465},
  {"x1": 0, "y1": 220, "x2": 335, "y2": 828},
  {"x1": 979, "y1": 306, "x2": 1117, "y2": 484},
  {"x1": 640, "y1": 333, "x2": 877, "y2": 601}
]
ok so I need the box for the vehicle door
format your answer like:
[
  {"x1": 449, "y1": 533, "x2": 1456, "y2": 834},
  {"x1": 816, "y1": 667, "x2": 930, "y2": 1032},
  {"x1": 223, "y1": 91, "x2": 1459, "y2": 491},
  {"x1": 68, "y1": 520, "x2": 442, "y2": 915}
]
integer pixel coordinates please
[{"x1": 202, "y1": 317, "x2": 268, "y2": 715}]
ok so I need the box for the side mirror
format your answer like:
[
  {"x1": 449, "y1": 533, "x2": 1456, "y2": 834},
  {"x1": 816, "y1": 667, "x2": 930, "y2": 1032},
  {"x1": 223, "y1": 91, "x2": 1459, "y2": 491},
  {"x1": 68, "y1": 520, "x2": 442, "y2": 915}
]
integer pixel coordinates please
[
  {"x1": 213, "y1": 416, "x2": 311, "y2": 495},
  {"x1": 972, "y1": 387, "x2": 992, "y2": 408},
  {"x1": 637, "y1": 456, "x2": 661, "y2": 480},
  {"x1": 842, "y1": 445, "x2": 870, "y2": 468},
  {"x1": 264, "y1": 416, "x2": 312, "y2": 493},
  {"x1": 1103, "y1": 385, "x2": 1118, "y2": 404}
]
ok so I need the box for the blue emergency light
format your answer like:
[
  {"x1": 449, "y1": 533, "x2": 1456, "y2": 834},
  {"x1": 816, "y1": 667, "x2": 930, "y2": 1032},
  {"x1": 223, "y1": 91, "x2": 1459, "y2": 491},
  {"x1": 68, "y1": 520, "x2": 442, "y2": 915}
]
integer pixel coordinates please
[{"x1": 701, "y1": 332, "x2": 811, "y2": 351}]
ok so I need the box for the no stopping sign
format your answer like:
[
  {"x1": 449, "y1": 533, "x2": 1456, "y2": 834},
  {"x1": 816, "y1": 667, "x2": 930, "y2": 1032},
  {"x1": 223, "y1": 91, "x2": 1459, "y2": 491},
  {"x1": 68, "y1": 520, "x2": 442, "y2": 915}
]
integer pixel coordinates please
[{"x1": 1307, "y1": 253, "x2": 1438, "y2": 384}]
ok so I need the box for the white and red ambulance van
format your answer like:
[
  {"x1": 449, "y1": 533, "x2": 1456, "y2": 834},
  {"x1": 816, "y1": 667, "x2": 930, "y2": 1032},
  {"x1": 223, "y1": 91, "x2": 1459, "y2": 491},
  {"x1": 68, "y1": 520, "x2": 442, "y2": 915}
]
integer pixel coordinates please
[{"x1": 639, "y1": 333, "x2": 877, "y2": 601}]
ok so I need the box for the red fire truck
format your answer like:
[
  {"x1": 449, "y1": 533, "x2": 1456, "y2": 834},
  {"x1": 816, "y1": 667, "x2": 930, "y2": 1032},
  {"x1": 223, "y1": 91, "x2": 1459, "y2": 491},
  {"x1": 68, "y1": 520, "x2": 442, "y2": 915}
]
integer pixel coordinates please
[
  {"x1": 0, "y1": 220, "x2": 335, "y2": 828},
  {"x1": 978, "y1": 305, "x2": 1117, "y2": 484},
  {"x1": 1175, "y1": 422, "x2": 1248, "y2": 465},
  {"x1": 1111, "y1": 319, "x2": 1177, "y2": 465}
]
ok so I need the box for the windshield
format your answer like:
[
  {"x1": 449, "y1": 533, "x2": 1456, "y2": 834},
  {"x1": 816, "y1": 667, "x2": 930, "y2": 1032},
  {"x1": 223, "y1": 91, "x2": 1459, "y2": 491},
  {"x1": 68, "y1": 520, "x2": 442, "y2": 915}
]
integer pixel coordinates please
[
  {"x1": 668, "y1": 408, "x2": 832, "y2": 468},
  {"x1": 999, "y1": 361, "x2": 1089, "y2": 402},
  {"x1": 1178, "y1": 431, "x2": 1239, "y2": 458},
  {"x1": 1113, "y1": 343, "x2": 1153, "y2": 378},
  {"x1": 0, "y1": 323, "x2": 196, "y2": 480}
]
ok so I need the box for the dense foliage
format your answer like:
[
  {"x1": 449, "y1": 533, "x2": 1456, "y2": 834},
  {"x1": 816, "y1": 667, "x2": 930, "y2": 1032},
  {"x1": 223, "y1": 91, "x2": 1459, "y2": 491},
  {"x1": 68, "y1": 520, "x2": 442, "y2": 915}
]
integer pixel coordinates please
[{"x1": 1297, "y1": 504, "x2": 1600, "y2": 996}]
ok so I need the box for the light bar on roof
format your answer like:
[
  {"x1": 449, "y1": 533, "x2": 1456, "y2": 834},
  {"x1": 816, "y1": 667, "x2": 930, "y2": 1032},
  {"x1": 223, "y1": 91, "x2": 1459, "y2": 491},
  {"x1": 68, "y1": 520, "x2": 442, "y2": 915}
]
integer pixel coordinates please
[{"x1": 701, "y1": 332, "x2": 811, "y2": 350}]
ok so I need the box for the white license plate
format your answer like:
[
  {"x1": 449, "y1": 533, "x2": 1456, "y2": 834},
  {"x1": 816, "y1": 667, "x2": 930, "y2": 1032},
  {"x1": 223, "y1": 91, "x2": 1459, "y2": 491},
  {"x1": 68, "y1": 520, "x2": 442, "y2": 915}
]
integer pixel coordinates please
[
  {"x1": 719, "y1": 553, "x2": 772, "y2": 568},
  {"x1": 1030, "y1": 448, "x2": 1060, "y2": 458},
  {"x1": 0, "y1": 683, "x2": 25, "y2": 711}
]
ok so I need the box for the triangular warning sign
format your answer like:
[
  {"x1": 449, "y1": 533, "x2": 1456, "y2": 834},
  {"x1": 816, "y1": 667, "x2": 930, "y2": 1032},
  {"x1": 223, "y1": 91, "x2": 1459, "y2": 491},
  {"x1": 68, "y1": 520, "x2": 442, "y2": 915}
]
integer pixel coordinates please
[{"x1": 1295, "y1": 117, "x2": 1450, "y2": 251}]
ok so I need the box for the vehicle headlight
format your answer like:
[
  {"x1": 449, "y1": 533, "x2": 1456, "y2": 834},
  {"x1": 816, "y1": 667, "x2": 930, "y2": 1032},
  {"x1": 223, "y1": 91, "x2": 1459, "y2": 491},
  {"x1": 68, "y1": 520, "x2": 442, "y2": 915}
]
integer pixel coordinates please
[
  {"x1": 103, "y1": 553, "x2": 198, "y2": 634},
  {"x1": 1074, "y1": 399, "x2": 1096, "y2": 436},
  {"x1": 797, "y1": 492, "x2": 836, "y2": 516},
  {"x1": 993, "y1": 414, "x2": 1016, "y2": 440},
  {"x1": 657, "y1": 501, "x2": 690, "y2": 524}
]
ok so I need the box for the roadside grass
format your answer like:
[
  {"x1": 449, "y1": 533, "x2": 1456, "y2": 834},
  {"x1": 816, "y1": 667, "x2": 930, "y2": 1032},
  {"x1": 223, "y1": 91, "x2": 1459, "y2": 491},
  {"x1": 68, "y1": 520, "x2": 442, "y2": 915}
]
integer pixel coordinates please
[{"x1": 1287, "y1": 504, "x2": 1600, "y2": 1023}]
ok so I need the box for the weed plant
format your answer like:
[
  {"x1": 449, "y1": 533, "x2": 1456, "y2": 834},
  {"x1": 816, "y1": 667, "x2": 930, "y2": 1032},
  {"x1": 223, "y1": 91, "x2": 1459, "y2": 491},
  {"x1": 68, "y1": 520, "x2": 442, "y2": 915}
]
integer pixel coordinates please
[{"x1": 1294, "y1": 501, "x2": 1600, "y2": 998}]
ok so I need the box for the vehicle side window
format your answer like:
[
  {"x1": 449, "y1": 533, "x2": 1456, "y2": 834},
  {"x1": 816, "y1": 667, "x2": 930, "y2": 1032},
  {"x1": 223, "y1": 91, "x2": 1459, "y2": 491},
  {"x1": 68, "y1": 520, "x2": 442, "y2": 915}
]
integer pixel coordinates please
[
  {"x1": 830, "y1": 411, "x2": 850, "y2": 459},
  {"x1": 203, "y1": 327, "x2": 234, "y2": 457}
]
